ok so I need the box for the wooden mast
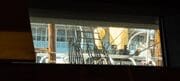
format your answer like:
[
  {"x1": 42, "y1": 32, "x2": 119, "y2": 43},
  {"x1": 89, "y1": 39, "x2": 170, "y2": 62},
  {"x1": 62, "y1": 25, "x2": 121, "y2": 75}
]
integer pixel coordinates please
[{"x1": 48, "y1": 23, "x2": 56, "y2": 63}]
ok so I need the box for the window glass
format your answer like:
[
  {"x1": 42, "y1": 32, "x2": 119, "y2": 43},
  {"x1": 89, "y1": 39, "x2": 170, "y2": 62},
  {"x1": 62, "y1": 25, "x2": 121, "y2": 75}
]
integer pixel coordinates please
[{"x1": 30, "y1": 19, "x2": 163, "y2": 66}]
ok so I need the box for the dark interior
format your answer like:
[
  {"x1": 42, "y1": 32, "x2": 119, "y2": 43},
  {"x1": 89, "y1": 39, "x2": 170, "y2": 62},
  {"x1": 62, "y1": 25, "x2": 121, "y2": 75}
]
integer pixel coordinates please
[{"x1": 0, "y1": 0, "x2": 180, "y2": 80}]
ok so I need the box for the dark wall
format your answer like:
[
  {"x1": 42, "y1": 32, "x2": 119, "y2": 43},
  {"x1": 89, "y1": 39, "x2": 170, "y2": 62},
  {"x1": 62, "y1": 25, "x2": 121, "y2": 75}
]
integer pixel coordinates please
[
  {"x1": 1, "y1": 63, "x2": 179, "y2": 81},
  {"x1": 28, "y1": 0, "x2": 179, "y2": 16},
  {"x1": 0, "y1": 0, "x2": 35, "y2": 61},
  {"x1": 163, "y1": 16, "x2": 180, "y2": 67}
]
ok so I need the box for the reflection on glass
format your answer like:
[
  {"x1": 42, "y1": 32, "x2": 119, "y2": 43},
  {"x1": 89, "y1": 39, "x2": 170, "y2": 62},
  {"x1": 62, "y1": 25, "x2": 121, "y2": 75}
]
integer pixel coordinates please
[{"x1": 31, "y1": 23, "x2": 163, "y2": 66}]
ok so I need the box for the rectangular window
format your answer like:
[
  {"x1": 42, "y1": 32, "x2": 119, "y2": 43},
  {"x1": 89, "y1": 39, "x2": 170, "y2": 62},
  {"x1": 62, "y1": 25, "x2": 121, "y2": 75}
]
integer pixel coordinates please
[
  {"x1": 30, "y1": 17, "x2": 164, "y2": 66},
  {"x1": 31, "y1": 23, "x2": 48, "y2": 48},
  {"x1": 57, "y1": 29, "x2": 66, "y2": 42}
]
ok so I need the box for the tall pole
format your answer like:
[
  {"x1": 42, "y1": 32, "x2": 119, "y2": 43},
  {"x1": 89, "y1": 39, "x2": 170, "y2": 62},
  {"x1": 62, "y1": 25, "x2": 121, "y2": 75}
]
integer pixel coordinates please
[
  {"x1": 155, "y1": 29, "x2": 161, "y2": 65},
  {"x1": 48, "y1": 23, "x2": 56, "y2": 63}
]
